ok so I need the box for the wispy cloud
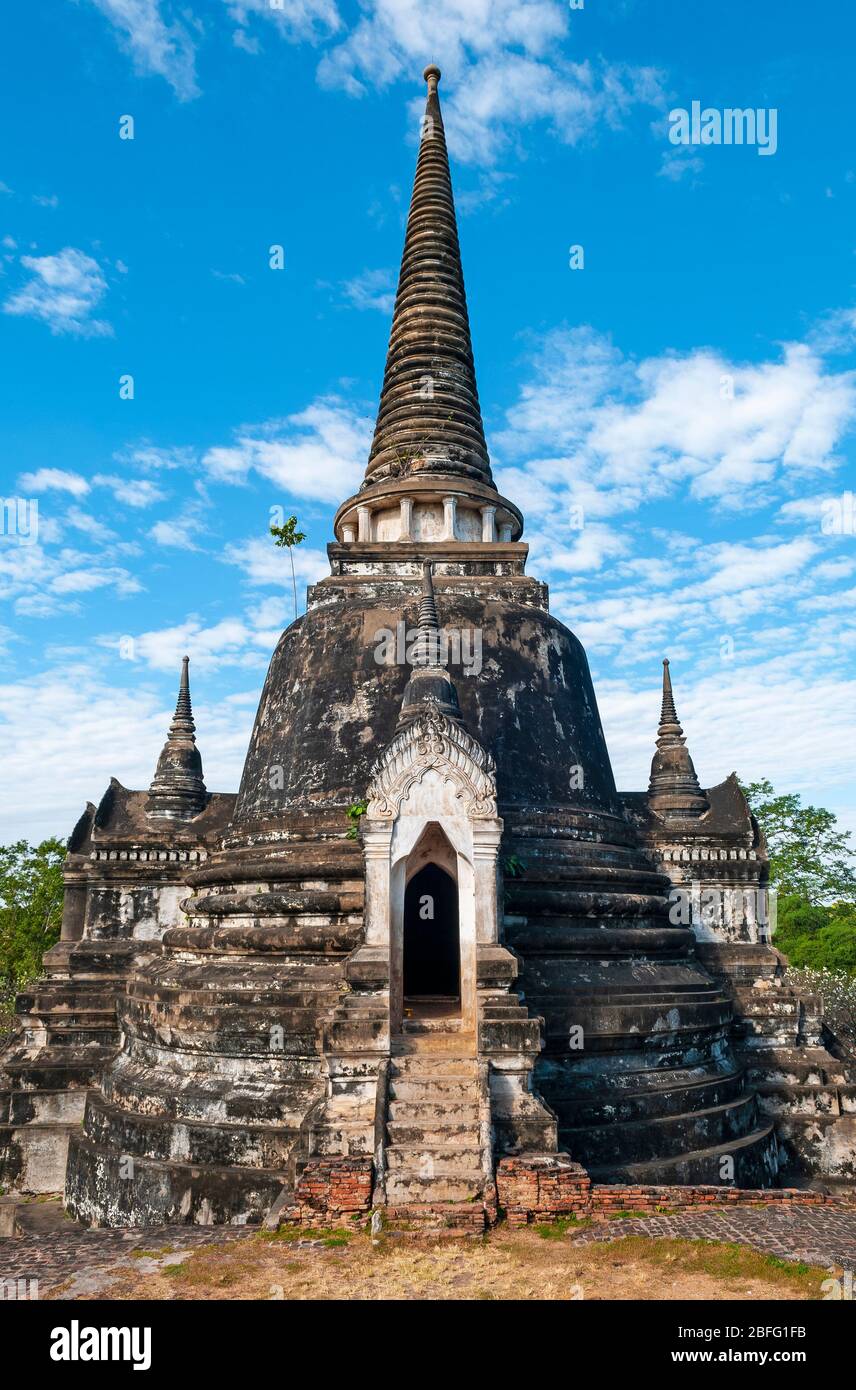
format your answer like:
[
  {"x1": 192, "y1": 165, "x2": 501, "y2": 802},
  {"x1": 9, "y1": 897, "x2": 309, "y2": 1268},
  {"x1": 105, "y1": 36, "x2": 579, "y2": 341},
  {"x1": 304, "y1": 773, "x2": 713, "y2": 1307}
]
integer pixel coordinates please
[
  {"x1": 339, "y1": 268, "x2": 396, "y2": 314},
  {"x1": 3, "y1": 247, "x2": 112, "y2": 337},
  {"x1": 88, "y1": 0, "x2": 200, "y2": 101}
]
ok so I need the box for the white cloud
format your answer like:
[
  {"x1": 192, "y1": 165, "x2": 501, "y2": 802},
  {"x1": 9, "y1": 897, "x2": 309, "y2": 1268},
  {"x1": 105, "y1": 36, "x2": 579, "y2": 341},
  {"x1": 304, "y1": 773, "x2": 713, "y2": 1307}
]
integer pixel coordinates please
[
  {"x1": 93, "y1": 474, "x2": 168, "y2": 507},
  {"x1": 658, "y1": 148, "x2": 703, "y2": 182},
  {"x1": 116, "y1": 445, "x2": 196, "y2": 472},
  {"x1": 0, "y1": 665, "x2": 256, "y2": 842},
  {"x1": 17, "y1": 468, "x2": 90, "y2": 497},
  {"x1": 222, "y1": 535, "x2": 329, "y2": 588},
  {"x1": 201, "y1": 397, "x2": 372, "y2": 504},
  {"x1": 3, "y1": 247, "x2": 112, "y2": 337},
  {"x1": 89, "y1": 0, "x2": 200, "y2": 101},
  {"x1": 149, "y1": 516, "x2": 203, "y2": 550},
  {"x1": 0, "y1": 543, "x2": 141, "y2": 616},
  {"x1": 340, "y1": 268, "x2": 396, "y2": 314},
  {"x1": 316, "y1": 3, "x2": 663, "y2": 165},
  {"x1": 224, "y1": 0, "x2": 341, "y2": 45},
  {"x1": 497, "y1": 327, "x2": 856, "y2": 517}
]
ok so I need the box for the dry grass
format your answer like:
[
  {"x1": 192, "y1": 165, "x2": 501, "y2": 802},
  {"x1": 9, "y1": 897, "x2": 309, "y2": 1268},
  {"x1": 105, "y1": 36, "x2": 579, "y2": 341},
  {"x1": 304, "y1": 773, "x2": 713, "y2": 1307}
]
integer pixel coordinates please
[{"x1": 64, "y1": 1224, "x2": 833, "y2": 1302}]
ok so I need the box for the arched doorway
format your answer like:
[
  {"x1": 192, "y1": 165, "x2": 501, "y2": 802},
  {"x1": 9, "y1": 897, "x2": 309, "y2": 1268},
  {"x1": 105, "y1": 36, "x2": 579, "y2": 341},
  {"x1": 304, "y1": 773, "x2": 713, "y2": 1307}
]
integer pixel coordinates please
[{"x1": 403, "y1": 863, "x2": 460, "y2": 1006}]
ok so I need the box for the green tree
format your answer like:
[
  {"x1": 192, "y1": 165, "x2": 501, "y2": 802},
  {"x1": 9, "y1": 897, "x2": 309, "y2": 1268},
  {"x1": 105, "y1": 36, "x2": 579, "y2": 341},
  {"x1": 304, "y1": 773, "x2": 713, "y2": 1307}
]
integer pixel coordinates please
[
  {"x1": 270, "y1": 514, "x2": 307, "y2": 621},
  {"x1": 0, "y1": 839, "x2": 66, "y2": 1014},
  {"x1": 741, "y1": 778, "x2": 856, "y2": 905}
]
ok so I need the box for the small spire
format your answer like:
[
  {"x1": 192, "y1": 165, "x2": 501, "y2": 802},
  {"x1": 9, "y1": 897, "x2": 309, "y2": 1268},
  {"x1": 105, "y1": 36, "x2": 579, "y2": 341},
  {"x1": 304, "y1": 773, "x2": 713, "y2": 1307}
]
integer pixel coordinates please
[
  {"x1": 147, "y1": 656, "x2": 207, "y2": 820},
  {"x1": 647, "y1": 659, "x2": 709, "y2": 819},
  {"x1": 398, "y1": 561, "x2": 463, "y2": 727},
  {"x1": 411, "y1": 559, "x2": 441, "y2": 665}
]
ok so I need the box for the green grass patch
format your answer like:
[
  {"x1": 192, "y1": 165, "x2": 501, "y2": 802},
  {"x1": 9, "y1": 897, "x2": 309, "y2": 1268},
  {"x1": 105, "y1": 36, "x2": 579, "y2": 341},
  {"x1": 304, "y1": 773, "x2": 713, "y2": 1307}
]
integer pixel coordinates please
[{"x1": 534, "y1": 1215, "x2": 592, "y2": 1239}]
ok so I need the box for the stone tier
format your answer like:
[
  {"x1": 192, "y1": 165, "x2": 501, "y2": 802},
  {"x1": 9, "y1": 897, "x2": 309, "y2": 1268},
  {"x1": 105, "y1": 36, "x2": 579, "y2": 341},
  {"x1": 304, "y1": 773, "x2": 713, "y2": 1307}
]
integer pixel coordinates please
[
  {"x1": 502, "y1": 818, "x2": 778, "y2": 1188},
  {"x1": 65, "y1": 843, "x2": 364, "y2": 1226}
]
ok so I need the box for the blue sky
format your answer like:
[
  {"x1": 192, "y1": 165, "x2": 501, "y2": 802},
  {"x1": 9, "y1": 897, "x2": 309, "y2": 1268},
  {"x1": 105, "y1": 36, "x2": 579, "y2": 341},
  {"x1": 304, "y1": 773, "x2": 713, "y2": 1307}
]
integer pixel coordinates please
[{"x1": 2, "y1": 0, "x2": 855, "y2": 845}]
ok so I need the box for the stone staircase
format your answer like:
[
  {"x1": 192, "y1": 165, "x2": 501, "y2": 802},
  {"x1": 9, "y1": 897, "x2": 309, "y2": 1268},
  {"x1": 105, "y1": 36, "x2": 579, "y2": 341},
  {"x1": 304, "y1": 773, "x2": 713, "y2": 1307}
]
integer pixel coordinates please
[
  {"x1": 697, "y1": 942, "x2": 856, "y2": 1184},
  {"x1": 382, "y1": 1024, "x2": 488, "y2": 1212},
  {"x1": 0, "y1": 939, "x2": 137, "y2": 1192}
]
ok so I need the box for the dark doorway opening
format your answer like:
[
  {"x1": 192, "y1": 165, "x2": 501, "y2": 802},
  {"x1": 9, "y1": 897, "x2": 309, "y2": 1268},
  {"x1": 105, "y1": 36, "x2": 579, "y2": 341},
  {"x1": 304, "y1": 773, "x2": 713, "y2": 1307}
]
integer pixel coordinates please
[{"x1": 403, "y1": 863, "x2": 460, "y2": 1001}]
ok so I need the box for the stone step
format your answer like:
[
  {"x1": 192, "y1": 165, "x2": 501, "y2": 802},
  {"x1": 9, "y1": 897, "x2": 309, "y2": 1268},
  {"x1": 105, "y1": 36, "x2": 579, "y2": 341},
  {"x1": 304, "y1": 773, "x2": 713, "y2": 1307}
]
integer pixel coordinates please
[
  {"x1": 386, "y1": 1143, "x2": 483, "y2": 1173},
  {"x1": 103, "y1": 1058, "x2": 324, "y2": 1126},
  {"x1": 390, "y1": 1053, "x2": 479, "y2": 1078},
  {"x1": 741, "y1": 1047, "x2": 847, "y2": 1085},
  {"x1": 1, "y1": 1046, "x2": 116, "y2": 1089},
  {"x1": 83, "y1": 1094, "x2": 304, "y2": 1170},
  {"x1": 0, "y1": 1120, "x2": 77, "y2": 1192},
  {"x1": 387, "y1": 1122, "x2": 478, "y2": 1145},
  {"x1": 65, "y1": 1131, "x2": 289, "y2": 1226},
  {"x1": 9, "y1": 1088, "x2": 90, "y2": 1125},
  {"x1": 384, "y1": 1172, "x2": 484, "y2": 1204},
  {"x1": 551, "y1": 1068, "x2": 746, "y2": 1127},
  {"x1": 560, "y1": 1093, "x2": 760, "y2": 1167},
  {"x1": 394, "y1": 1031, "x2": 477, "y2": 1056},
  {"x1": 45, "y1": 1025, "x2": 118, "y2": 1047},
  {"x1": 388, "y1": 1100, "x2": 480, "y2": 1124},
  {"x1": 389, "y1": 1077, "x2": 479, "y2": 1103},
  {"x1": 586, "y1": 1122, "x2": 779, "y2": 1187},
  {"x1": 755, "y1": 1084, "x2": 843, "y2": 1117}
]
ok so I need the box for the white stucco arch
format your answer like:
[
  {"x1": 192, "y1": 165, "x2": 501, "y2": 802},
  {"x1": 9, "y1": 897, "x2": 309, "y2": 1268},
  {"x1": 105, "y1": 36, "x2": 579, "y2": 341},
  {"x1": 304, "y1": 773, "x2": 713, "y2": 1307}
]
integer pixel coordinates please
[{"x1": 362, "y1": 707, "x2": 503, "y2": 1036}]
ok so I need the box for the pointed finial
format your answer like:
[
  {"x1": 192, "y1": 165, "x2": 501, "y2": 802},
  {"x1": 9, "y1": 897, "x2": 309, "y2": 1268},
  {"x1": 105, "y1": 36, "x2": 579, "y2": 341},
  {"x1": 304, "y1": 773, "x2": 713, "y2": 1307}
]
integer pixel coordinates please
[
  {"x1": 147, "y1": 656, "x2": 207, "y2": 820},
  {"x1": 659, "y1": 657, "x2": 680, "y2": 729},
  {"x1": 397, "y1": 560, "x2": 462, "y2": 726},
  {"x1": 647, "y1": 658, "x2": 709, "y2": 819}
]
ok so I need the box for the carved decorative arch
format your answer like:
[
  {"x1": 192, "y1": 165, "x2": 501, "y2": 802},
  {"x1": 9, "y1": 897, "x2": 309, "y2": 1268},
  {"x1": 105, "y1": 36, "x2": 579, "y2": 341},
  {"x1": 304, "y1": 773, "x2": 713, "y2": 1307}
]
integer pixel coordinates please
[{"x1": 366, "y1": 706, "x2": 497, "y2": 821}]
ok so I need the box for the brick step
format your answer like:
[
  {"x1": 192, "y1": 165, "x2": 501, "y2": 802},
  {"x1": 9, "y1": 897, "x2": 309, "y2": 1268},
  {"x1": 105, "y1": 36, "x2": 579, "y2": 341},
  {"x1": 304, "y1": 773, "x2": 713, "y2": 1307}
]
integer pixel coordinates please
[{"x1": 382, "y1": 1201, "x2": 487, "y2": 1232}]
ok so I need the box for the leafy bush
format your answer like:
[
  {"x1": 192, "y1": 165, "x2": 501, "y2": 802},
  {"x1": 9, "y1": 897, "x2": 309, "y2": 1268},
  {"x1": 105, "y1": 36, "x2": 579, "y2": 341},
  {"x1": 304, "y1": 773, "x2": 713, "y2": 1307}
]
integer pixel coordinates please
[{"x1": 0, "y1": 838, "x2": 66, "y2": 1036}]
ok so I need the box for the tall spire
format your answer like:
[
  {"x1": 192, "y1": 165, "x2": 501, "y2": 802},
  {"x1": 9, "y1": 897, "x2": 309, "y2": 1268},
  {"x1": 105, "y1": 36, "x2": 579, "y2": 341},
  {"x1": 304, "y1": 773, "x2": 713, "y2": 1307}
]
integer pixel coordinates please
[
  {"x1": 365, "y1": 65, "x2": 492, "y2": 489},
  {"x1": 647, "y1": 659, "x2": 709, "y2": 819},
  {"x1": 398, "y1": 560, "x2": 462, "y2": 726},
  {"x1": 147, "y1": 656, "x2": 207, "y2": 820}
]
